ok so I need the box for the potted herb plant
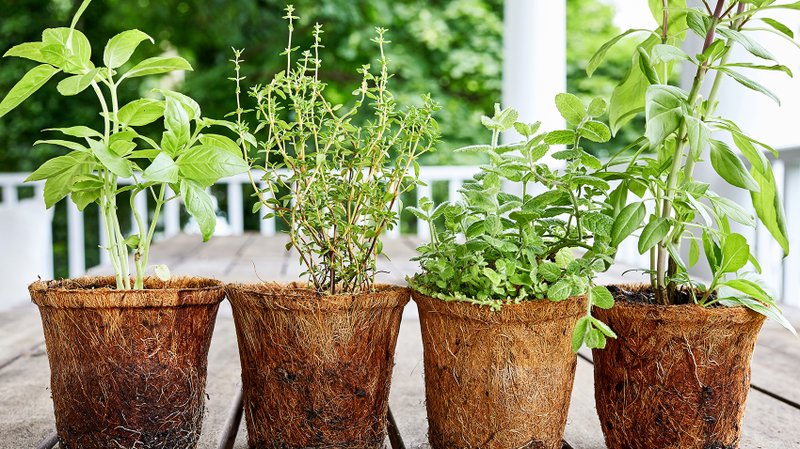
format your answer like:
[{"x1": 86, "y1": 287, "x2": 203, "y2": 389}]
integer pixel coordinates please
[
  {"x1": 1, "y1": 1, "x2": 248, "y2": 447},
  {"x1": 224, "y1": 7, "x2": 439, "y2": 448},
  {"x1": 588, "y1": 1, "x2": 798, "y2": 447},
  {"x1": 408, "y1": 97, "x2": 616, "y2": 449}
]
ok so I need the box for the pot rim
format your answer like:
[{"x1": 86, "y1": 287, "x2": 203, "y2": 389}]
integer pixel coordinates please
[
  {"x1": 411, "y1": 289, "x2": 587, "y2": 324},
  {"x1": 602, "y1": 282, "x2": 763, "y2": 322},
  {"x1": 225, "y1": 282, "x2": 410, "y2": 311},
  {"x1": 29, "y1": 275, "x2": 225, "y2": 309}
]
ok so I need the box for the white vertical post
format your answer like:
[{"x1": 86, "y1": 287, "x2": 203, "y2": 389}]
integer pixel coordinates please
[
  {"x1": 502, "y1": 0, "x2": 566, "y2": 142},
  {"x1": 35, "y1": 184, "x2": 54, "y2": 279},
  {"x1": 227, "y1": 181, "x2": 244, "y2": 235},
  {"x1": 259, "y1": 183, "x2": 275, "y2": 236},
  {"x1": 67, "y1": 199, "x2": 85, "y2": 277},
  {"x1": 782, "y1": 161, "x2": 800, "y2": 306},
  {"x1": 448, "y1": 179, "x2": 461, "y2": 203},
  {"x1": 416, "y1": 182, "x2": 433, "y2": 240},
  {"x1": 1, "y1": 183, "x2": 18, "y2": 206},
  {"x1": 164, "y1": 185, "x2": 181, "y2": 237}
]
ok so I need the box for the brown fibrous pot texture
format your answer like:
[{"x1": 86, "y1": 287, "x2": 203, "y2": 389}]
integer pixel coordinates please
[
  {"x1": 412, "y1": 290, "x2": 587, "y2": 449},
  {"x1": 226, "y1": 283, "x2": 410, "y2": 449},
  {"x1": 592, "y1": 283, "x2": 766, "y2": 449},
  {"x1": 29, "y1": 276, "x2": 224, "y2": 449}
]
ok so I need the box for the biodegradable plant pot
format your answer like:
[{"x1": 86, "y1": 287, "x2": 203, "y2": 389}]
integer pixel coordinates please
[
  {"x1": 412, "y1": 290, "x2": 587, "y2": 449},
  {"x1": 29, "y1": 276, "x2": 224, "y2": 449},
  {"x1": 226, "y1": 283, "x2": 409, "y2": 449},
  {"x1": 592, "y1": 284, "x2": 766, "y2": 449}
]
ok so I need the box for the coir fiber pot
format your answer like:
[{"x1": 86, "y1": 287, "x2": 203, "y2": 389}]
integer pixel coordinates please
[
  {"x1": 411, "y1": 290, "x2": 587, "y2": 449},
  {"x1": 225, "y1": 283, "x2": 409, "y2": 449},
  {"x1": 592, "y1": 284, "x2": 766, "y2": 449},
  {"x1": 29, "y1": 276, "x2": 224, "y2": 449}
]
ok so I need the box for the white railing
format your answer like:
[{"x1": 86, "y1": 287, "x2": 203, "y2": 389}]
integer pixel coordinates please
[
  {"x1": 0, "y1": 166, "x2": 480, "y2": 278},
  {"x1": 3, "y1": 157, "x2": 799, "y2": 306}
]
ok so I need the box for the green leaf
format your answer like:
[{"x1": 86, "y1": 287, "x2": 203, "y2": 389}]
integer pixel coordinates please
[
  {"x1": 645, "y1": 85, "x2": 687, "y2": 148},
  {"x1": 45, "y1": 126, "x2": 101, "y2": 138},
  {"x1": 583, "y1": 212, "x2": 613, "y2": 237},
  {"x1": 571, "y1": 317, "x2": 590, "y2": 352},
  {"x1": 0, "y1": 64, "x2": 60, "y2": 119},
  {"x1": 611, "y1": 202, "x2": 646, "y2": 247},
  {"x1": 587, "y1": 29, "x2": 649, "y2": 77},
  {"x1": 709, "y1": 140, "x2": 759, "y2": 192},
  {"x1": 548, "y1": 279, "x2": 573, "y2": 301},
  {"x1": 717, "y1": 68, "x2": 780, "y2": 105},
  {"x1": 117, "y1": 98, "x2": 165, "y2": 127},
  {"x1": 751, "y1": 167, "x2": 789, "y2": 256},
  {"x1": 637, "y1": 47, "x2": 660, "y2": 84},
  {"x1": 689, "y1": 238, "x2": 700, "y2": 267},
  {"x1": 587, "y1": 97, "x2": 607, "y2": 116},
  {"x1": 56, "y1": 68, "x2": 100, "y2": 96},
  {"x1": 685, "y1": 116, "x2": 709, "y2": 159},
  {"x1": 544, "y1": 130, "x2": 576, "y2": 145},
  {"x1": 590, "y1": 316, "x2": 617, "y2": 338},
  {"x1": 3, "y1": 42, "x2": 49, "y2": 63},
  {"x1": 539, "y1": 262, "x2": 562, "y2": 283},
  {"x1": 161, "y1": 96, "x2": 190, "y2": 155},
  {"x1": 591, "y1": 285, "x2": 614, "y2": 309},
  {"x1": 122, "y1": 56, "x2": 193, "y2": 79},
  {"x1": 34, "y1": 139, "x2": 87, "y2": 153},
  {"x1": 154, "y1": 264, "x2": 171, "y2": 281},
  {"x1": 721, "y1": 62, "x2": 792, "y2": 77},
  {"x1": 717, "y1": 27, "x2": 775, "y2": 61},
  {"x1": 177, "y1": 145, "x2": 248, "y2": 186},
  {"x1": 609, "y1": 36, "x2": 657, "y2": 135},
  {"x1": 88, "y1": 139, "x2": 132, "y2": 178},
  {"x1": 555, "y1": 93, "x2": 586, "y2": 125},
  {"x1": 724, "y1": 278, "x2": 772, "y2": 303},
  {"x1": 156, "y1": 89, "x2": 202, "y2": 120},
  {"x1": 650, "y1": 44, "x2": 689, "y2": 64},
  {"x1": 41, "y1": 27, "x2": 92, "y2": 73},
  {"x1": 703, "y1": 230, "x2": 721, "y2": 273},
  {"x1": 26, "y1": 152, "x2": 94, "y2": 208},
  {"x1": 719, "y1": 296, "x2": 797, "y2": 336},
  {"x1": 103, "y1": 29, "x2": 153, "y2": 69},
  {"x1": 199, "y1": 134, "x2": 241, "y2": 156},
  {"x1": 719, "y1": 233, "x2": 750, "y2": 274},
  {"x1": 579, "y1": 121, "x2": 611, "y2": 143},
  {"x1": 761, "y1": 18, "x2": 794, "y2": 38},
  {"x1": 638, "y1": 217, "x2": 670, "y2": 254},
  {"x1": 180, "y1": 179, "x2": 216, "y2": 241},
  {"x1": 143, "y1": 152, "x2": 178, "y2": 183}
]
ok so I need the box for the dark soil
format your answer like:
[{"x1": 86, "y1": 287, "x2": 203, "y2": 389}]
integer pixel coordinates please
[{"x1": 607, "y1": 284, "x2": 716, "y2": 305}]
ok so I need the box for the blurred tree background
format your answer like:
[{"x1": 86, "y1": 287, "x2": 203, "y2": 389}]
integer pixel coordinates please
[{"x1": 1, "y1": 0, "x2": 644, "y2": 276}]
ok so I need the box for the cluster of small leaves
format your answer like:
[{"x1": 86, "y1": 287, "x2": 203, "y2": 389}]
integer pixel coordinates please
[
  {"x1": 1, "y1": 0, "x2": 248, "y2": 289},
  {"x1": 232, "y1": 6, "x2": 439, "y2": 295},
  {"x1": 408, "y1": 97, "x2": 619, "y2": 350},
  {"x1": 589, "y1": 0, "x2": 796, "y2": 333}
]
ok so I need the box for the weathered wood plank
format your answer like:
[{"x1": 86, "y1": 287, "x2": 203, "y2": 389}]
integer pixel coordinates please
[
  {"x1": 0, "y1": 304, "x2": 44, "y2": 368},
  {"x1": 389, "y1": 316, "x2": 428, "y2": 449}
]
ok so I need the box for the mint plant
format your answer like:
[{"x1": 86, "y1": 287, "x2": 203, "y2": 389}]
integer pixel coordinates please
[
  {"x1": 409, "y1": 97, "x2": 618, "y2": 350},
  {"x1": 0, "y1": 0, "x2": 248, "y2": 290},
  {"x1": 230, "y1": 6, "x2": 439, "y2": 295},
  {"x1": 591, "y1": 0, "x2": 796, "y2": 332}
]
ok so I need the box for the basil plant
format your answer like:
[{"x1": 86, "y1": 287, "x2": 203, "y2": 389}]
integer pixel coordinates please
[
  {"x1": 592, "y1": 0, "x2": 796, "y2": 332},
  {"x1": 0, "y1": 0, "x2": 248, "y2": 289},
  {"x1": 409, "y1": 97, "x2": 619, "y2": 351}
]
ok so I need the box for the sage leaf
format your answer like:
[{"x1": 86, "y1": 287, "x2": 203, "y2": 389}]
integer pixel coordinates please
[
  {"x1": 638, "y1": 217, "x2": 670, "y2": 254},
  {"x1": 611, "y1": 201, "x2": 645, "y2": 247},
  {"x1": 181, "y1": 179, "x2": 216, "y2": 241},
  {"x1": 644, "y1": 84, "x2": 687, "y2": 148},
  {"x1": 709, "y1": 140, "x2": 759, "y2": 192}
]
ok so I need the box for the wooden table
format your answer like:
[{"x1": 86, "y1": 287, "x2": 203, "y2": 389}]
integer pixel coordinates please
[{"x1": 1, "y1": 234, "x2": 798, "y2": 448}]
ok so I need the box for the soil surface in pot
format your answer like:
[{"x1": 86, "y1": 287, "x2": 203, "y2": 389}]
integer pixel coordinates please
[
  {"x1": 29, "y1": 276, "x2": 224, "y2": 449},
  {"x1": 413, "y1": 291, "x2": 586, "y2": 449},
  {"x1": 226, "y1": 283, "x2": 409, "y2": 449},
  {"x1": 593, "y1": 283, "x2": 765, "y2": 449}
]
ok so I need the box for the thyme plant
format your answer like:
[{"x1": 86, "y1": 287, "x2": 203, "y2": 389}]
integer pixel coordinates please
[
  {"x1": 592, "y1": 0, "x2": 797, "y2": 331},
  {"x1": 231, "y1": 6, "x2": 439, "y2": 295},
  {"x1": 1, "y1": 0, "x2": 248, "y2": 289},
  {"x1": 409, "y1": 97, "x2": 618, "y2": 350}
]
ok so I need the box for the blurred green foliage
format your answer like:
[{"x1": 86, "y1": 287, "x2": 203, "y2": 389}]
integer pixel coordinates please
[{"x1": 1, "y1": 0, "x2": 639, "y2": 277}]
